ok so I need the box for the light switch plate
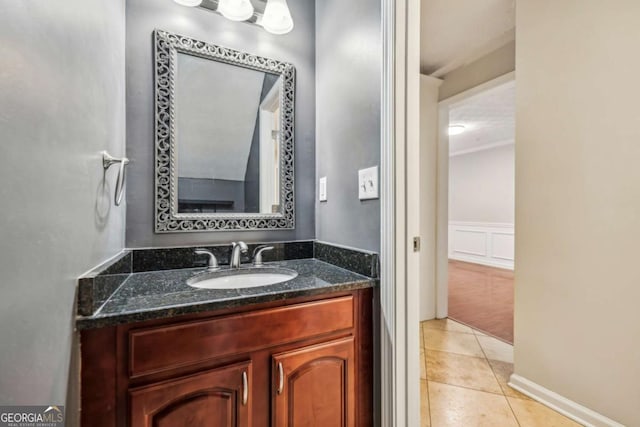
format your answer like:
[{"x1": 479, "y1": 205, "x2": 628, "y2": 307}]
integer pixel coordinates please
[
  {"x1": 358, "y1": 166, "x2": 379, "y2": 200},
  {"x1": 319, "y1": 176, "x2": 327, "y2": 201}
]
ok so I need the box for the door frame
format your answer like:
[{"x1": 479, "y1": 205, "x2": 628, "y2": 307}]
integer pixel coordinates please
[
  {"x1": 435, "y1": 71, "x2": 516, "y2": 318},
  {"x1": 379, "y1": 0, "x2": 422, "y2": 425}
]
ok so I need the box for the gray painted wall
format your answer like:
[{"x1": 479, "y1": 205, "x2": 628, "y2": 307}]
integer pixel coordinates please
[
  {"x1": 244, "y1": 116, "x2": 261, "y2": 213},
  {"x1": 315, "y1": 0, "x2": 382, "y2": 252},
  {"x1": 126, "y1": 0, "x2": 316, "y2": 247},
  {"x1": 0, "y1": 0, "x2": 126, "y2": 420}
]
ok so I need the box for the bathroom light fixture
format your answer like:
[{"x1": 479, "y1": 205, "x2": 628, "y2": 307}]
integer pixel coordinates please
[
  {"x1": 173, "y1": 0, "x2": 202, "y2": 6},
  {"x1": 448, "y1": 124, "x2": 466, "y2": 135},
  {"x1": 262, "y1": 0, "x2": 294, "y2": 35},
  {"x1": 217, "y1": 0, "x2": 255, "y2": 21}
]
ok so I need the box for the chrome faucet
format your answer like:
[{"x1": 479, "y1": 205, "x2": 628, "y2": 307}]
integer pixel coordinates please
[{"x1": 230, "y1": 241, "x2": 248, "y2": 269}]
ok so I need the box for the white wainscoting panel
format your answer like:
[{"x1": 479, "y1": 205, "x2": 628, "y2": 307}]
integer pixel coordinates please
[
  {"x1": 448, "y1": 221, "x2": 514, "y2": 269},
  {"x1": 451, "y1": 229, "x2": 486, "y2": 256}
]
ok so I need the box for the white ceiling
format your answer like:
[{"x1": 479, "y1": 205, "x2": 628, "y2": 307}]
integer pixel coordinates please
[
  {"x1": 448, "y1": 80, "x2": 515, "y2": 155},
  {"x1": 420, "y1": 0, "x2": 515, "y2": 75}
]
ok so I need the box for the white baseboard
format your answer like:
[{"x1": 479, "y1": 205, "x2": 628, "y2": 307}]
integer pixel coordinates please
[{"x1": 508, "y1": 374, "x2": 625, "y2": 427}]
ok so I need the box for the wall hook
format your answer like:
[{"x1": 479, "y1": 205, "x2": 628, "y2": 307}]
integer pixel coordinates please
[{"x1": 102, "y1": 151, "x2": 129, "y2": 206}]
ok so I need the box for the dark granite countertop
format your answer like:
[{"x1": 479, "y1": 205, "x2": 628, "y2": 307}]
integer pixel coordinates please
[{"x1": 76, "y1": 259, "x2": 375, "y2": 330}]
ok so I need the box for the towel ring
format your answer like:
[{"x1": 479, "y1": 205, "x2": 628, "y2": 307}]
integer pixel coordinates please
[{"x1": 102, "y1": 151, "x2": 129, "y2": 206}]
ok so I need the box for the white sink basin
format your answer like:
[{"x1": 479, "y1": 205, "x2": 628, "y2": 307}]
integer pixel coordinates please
[{"x1": 187, "y1": 267, "x2": 298, "y2": 290}]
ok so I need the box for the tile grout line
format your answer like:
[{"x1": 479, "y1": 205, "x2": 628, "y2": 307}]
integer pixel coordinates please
[
  {"x1": 423, "y1": 348, "x2": 485, "y2": 359},
  {"x1": 473, "y1": 331, "x2": 522, "y2": 427},
  {"x1": 425, "y1": 347, "x2": 494, "y2": 363},
  {"x1": 423, "y1": 348, "x2": 510, "y2": 396},
  {"x1": 427, "y1": 379, "x2": 512, "y2": 398},
  {"x1": 423, "y1": 326, "x2": 476, "y2": 336},
  {"x1": 423, "y1": 326, "x2": 487, "y2": 360},
  {"x1": 502, "y1": 386, "x2": 522, "y2": 427}
]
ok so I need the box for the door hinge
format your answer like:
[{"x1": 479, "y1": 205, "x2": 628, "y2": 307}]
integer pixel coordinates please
[{"x1": 413, "y1": 236, "x2": 421, "y2": 252}]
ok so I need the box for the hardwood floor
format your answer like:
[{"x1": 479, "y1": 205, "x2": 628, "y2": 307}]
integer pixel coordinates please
[{"x1": 447, "y1": 260, "x2": 514, "y2": 343}]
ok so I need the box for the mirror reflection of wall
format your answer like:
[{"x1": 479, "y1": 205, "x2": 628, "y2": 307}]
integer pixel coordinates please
[{"x1": 175, "y1": 52, "x2": 282, "y2": 214}]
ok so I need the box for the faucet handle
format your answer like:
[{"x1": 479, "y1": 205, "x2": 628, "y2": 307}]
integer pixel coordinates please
[
  {"x1": 253, "y1": 245, "x2": 274, "y2": 267},
  {"x1": 195, "y1": 249, "x2": 220, "y2": 271}
]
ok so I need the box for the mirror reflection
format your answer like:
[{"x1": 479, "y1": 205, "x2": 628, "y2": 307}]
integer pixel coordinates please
[{"x1": 175, "y1": 52, "x2": 282, "y2": 214}]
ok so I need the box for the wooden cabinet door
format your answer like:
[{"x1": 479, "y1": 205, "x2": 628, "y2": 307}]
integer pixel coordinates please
[
  {"x1": 129, "y1": 360, "x2": 252, "y2": 427},
  {"x1": 272, "y1": 337, "x2": 355, "y2": 427}
]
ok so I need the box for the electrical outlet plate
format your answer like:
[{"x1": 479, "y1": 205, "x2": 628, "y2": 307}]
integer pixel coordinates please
[
  {"x1": 358, "y1": 166, "x2": 379, "y2": 200},
  {"x1": 319, "y1": 176, "x2": 327, "y2": 201}
]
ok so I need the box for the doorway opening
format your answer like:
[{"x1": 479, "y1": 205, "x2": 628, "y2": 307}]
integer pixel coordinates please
[
  {"x1": 442, "y1": 78, "x2": 515, "y2": 343},
  {"x1": 443, "y1": 80, "x2": 515, "y2": 344},
  {"x1": 438, "y1": 75, "x2": 515, "y2": 344}
]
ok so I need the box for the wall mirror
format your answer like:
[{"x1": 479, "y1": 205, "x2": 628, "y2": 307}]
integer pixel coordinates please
[{"x1": 154, "y1": 29, "x2": 295, "y2": 232}]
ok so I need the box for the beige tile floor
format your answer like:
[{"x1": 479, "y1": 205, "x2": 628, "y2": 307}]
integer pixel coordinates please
[{"x1": 420, "y1": 319, "x2": 582, "y2": 427}]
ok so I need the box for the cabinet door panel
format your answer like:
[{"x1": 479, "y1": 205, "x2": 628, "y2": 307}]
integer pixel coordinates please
[
  {"x1": 129, "y1": 361, "x2": 252, "y2": 427},
  {"x1": 152, "y1": 393, "x2": 232, "y2": 427},
  {"x1": 272, "y1": 337, "x2": 355, "y2": 427}
]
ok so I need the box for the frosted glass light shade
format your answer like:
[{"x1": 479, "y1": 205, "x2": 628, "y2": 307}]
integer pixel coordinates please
[
  {"x1": 218, "y1": 0, "x2": 255, "y2": 21},
  {"x1": 173, "y1": 0, "x2": 202, "y2": 6},
  {"x1": 262, "y1": 0, "x2": 293, "y2": 35}
]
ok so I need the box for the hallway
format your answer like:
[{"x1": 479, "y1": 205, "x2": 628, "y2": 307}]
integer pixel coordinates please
[{"x1": 420, "y1": 318, "x2": 580, "y2": 426}]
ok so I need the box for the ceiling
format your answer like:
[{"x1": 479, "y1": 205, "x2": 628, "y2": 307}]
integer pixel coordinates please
[
  {"x1": 448, "y1": 80, "x2": 515, "y2": 155},
  {"x1": 420, "y1": 0, "x2": 515, "y2": 76}
]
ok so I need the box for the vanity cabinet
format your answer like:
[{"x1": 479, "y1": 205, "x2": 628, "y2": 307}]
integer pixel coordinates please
[
  {"x1": 80, "y1": 288, "x2": 373, "y2": 427},
  {"x1": 129, "y1": 361, "x2": 252, "y2": 427}
]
